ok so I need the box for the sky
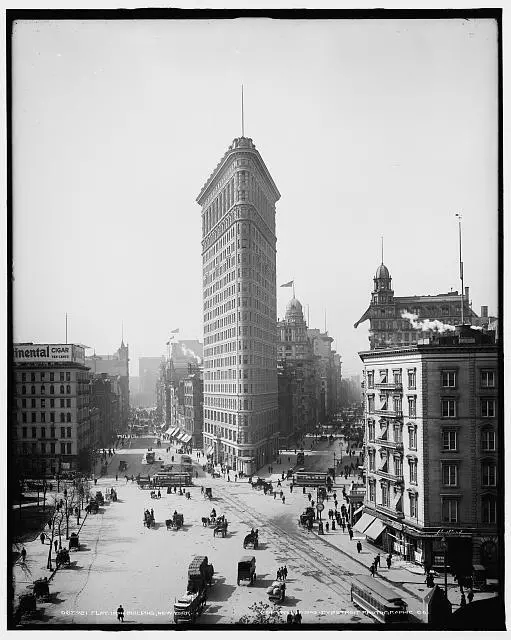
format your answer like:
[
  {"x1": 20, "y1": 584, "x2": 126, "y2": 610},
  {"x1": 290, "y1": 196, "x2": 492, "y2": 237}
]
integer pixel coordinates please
[{"x1": 12, "y1": 17, "x2": 499, "y2": 377}]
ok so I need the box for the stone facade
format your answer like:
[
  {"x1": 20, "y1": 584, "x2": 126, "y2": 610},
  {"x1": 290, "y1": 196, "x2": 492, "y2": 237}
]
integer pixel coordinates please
[
  {"x1": 198, "y1": 136, "x2": 280, "y2": 475},
  {"x1": 359, "y1": 327, "x2": 499, "y2": 577}
]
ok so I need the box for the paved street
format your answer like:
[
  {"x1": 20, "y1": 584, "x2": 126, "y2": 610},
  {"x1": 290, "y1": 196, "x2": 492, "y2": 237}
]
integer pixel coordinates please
[{"x1": 12, "y1": 436, "x2": 473, "y2": 626}]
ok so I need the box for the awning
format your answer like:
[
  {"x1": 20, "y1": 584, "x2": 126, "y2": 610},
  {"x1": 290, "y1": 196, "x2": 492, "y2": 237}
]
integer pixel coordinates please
[
  {"x1": 353, "y1": 513, "x2": 375, "y2": 533},
  {"x1": 207, "y1": 446, "x2": 214, "y2": 455},
  {"x1": 364, "y1": 518, "x2": 387, "y2": 542},
  {"x1": 168, "y1": 427, "x2": 177, "y2": 437},
  {"x1": 173, "y1": 430, "x2": 183, "y2": 440},
  {"x1": 353, "y1": 505, "x2": 365, "y2": 516},
  {"x1": 182, "y1": 434, "x2": 192, "y2": 443}
]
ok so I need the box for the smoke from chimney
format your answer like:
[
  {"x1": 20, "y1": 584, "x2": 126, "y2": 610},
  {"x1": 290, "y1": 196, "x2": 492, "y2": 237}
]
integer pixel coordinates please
[
  {"x1": 401, "y1": 311, "x2": 456, "y2": 334},
  {"x1": 180, "y1": 343, "x2": 202, "y2": 365}
]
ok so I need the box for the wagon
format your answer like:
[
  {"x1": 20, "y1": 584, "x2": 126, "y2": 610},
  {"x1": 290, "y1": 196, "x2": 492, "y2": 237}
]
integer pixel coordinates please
[
  {"x1": 213, "y1": 521, "x2": 228, "y2": 538},
  {"x1": 69, "y1": 533, "x2": 79, "y2": 550},
  {"x1": 267, "y1": 580, "x2": 286, "y2": 603},
  {"x1": 56, "y1": 548, "x2": 71, "y2": 567},
  {"x1": 32, "y1": 578, "x2": 50, "y2": 601},
  {"x1": 204, "y1": 487, "x2": 213, "y2": 500},
  {"x1": 243, "y1": 530, "x2": 259, "y2": 549},
  {"x1": 237, "y1": 556, "x2": 256, "y2": 585}
]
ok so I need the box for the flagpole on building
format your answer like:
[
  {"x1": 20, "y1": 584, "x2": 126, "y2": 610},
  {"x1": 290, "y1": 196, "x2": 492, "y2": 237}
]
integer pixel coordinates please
[{"x1": 65, "y1": 313, "x2": 68, "y2": 344}]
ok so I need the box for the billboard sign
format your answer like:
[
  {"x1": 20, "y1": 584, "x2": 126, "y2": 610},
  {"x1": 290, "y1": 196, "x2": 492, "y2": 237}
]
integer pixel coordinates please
[{"x1": 13, "y1": 344, "x2": 85, "y2": 365}]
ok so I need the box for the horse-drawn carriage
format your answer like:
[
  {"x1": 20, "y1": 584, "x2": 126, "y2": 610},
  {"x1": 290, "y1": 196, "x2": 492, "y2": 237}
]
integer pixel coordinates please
[
  {"x1": 266, "y1": 580, "x2": 286, "y2": 603},
  {"x1": 95, "y1": 491, "x2": 105, "y2": 506},
  {"x1": 237, "y1": 556, "x2": 256, "y2": 585},
  {"x1": 86, "y1": 499, "x2": 99, "y2": 514},
  {"x1": 243, "y1": 529, "x2": 259, "y2": 550},
  {"x1": 213, "y1": 518, "x2": 228, "y2": 538},
  {"x1": 14, "y1": 592, "x2": 41, "y2": 624},
  {"x1": 166, "y1": 512, "x2": 184, "y2": 530},
  {"x1": 204, "y1": 487, "x2": 213, "y2": 500},
  {"x1": 56, "y1": 548, "x2": 71, "y2": 567},
  {"x1": 144, "y1": 512, "x2": 155, "y2": 528},
  {"x1": 118, "y1": 460, "x2": 128, "y2": 472}
]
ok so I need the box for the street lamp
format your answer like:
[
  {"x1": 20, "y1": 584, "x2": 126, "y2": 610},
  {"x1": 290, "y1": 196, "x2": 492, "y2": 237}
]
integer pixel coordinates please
[{"x1": 441, "y1": 537, "x2": 449, "y2": 597}]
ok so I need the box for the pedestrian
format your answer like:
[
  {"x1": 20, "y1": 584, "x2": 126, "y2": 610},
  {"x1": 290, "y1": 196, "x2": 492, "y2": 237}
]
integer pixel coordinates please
[
  {"x1": 308, "y1": 493, "x2": 312, "y2": 502},
  {"x1": 54, "y1": 540, "x2": 58, "y2": 552},
  {"x1": 325, "y1": 522, "x2": 329, "y2": 533},
  {"x1": 331, "y1": 520, "x2": 336, "y2": 531},
  {"x1": 277, "y1": 568, "x2": 281, "y2": 580},
  {"x1": 460, "y1": 592, "x2": 467, "y2": 607},
  {"x1": 467, "y1": 588, "x2": 474, "y2": 604},
  {"x1": 311, "y1": 500, "x2": 315, "y2": 508},
  {"x1": 157, "y1": 489, "x2": 161, "y2": 499},
  {"x1": 40, "y1": 532, "x2": 45, "y2": 544},
  {"x1": 288, "y1": 457, "x2": 290, "y2": 463},
  {"x1": 283, "y1": 565, "x2": 288, "y2": 579},
  {"x1": 370, "y1": 563, "x2": 376, "y2": 577},
  {"x1": 333, "y1": 492, "x2": 337, "y2": 500},
  {"x1": 356, "y1": 541, "x2": 362, "y2": 554},
  {"x1": 290, "y1": 484, "x2": 293, "y2": 493},
  {"x1": 117, "y1": 604, "x2": 125, "y2": 622},
  {"x1": 235, "y1": 474, "x2": 238, "y2": 482},
  {"x1": 273, "y1": 491, "x2": 276, "y2": 500},
  {"x1": 293, "y1": 610, "x2": 302, "y2": 624},
  {"x1": 282, "y1": 495, "x2": 285, "y2": 504},
  {"x1": 150, "y1": 508, "x2": 154, "y2": 519},
  {"x1": 287, "y1": 612, "x2": 293, "y2": 624},
  {"x1": 268, "y1": 466, "x2": 271, "y2": 474},
  {"x1": 349, "y1": 528, "x2": 353, "y2": 540},
  {"x1": 20, "y1": 547, "x2": 27, "y2": 562},
  {"x1": 334, "y1": 500, "x2": 338, "y2": 509},
  {"x1": 201, "y1": 486, "x2": 204, "y2": 494},
  {"x1": 386, "y1": 554, "x2": 392, "y2": 569},
  {"x1": 94, "y1": 478, "x2": 98, "y2": 485},
  {"x1": 115, "y1": 474, "x2": 118, "y2": 481},
  {"x1": 375, "y1": 554, "x2": 381, "y2": 569}
]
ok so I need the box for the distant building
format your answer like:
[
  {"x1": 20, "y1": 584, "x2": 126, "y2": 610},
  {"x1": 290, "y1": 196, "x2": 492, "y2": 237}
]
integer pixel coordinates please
[
  {"x1": 354, "y1": 260, "x2": 483, "y2": 350},
  {"x1": 12, "y1": 343, "x2": 92, "y2": 476},
  {"x1": 90, "y1": 374, "x2": 121, "y2": 447},
  {"x1": 170, "y1": 340, "x2": 203, "y2": 383},
  {"x1": 183, "y1": 369, "x2": 204, "y2": 449},
  {"x1": 307, "y1": 328, "x2": 339, "y2": 422},
  {"x1": 277, "y1": 297, "x2": 318, "y2": 444},
  {"x1": 137, "y1": 357, "x2": 162, "y2": 407},
  {"x1": 359, "y1": 326, "x2": 500, "y2": 577},
  {"x1": 85, "y1": 340, "x2": 129, "y2": 431}
]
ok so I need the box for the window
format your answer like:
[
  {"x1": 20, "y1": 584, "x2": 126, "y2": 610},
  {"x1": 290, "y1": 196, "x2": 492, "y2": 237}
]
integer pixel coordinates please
[
  {"x1": 408, "y1": 396, "x2": 416, "y2": 417},
  {"x1": 66, "y1": 399, "x2": 71, "y2": 408},
  {"x1": 443, "y1": 431, "x2": 458, "y2": 451},
  {"x1": 369, "y1": 481, "x2": 376, "y2": 502},
  {"x1": 41, "y1": 412, "x2": 46, "y2": 423},
  {"x1": 482, "y1": 495, "x2": 497, "y2": 524},
  {"x1": 50, "y1": 426, "x2": 55, "y2": 438},
  {"x1": 60, "y1": 385, "x2": 65, "y2": 394},
  {"x1": 31, "y1": 373, "x2": 35, "y2": 382},
  {"x1": 441, "y1": 399, "x2": 456, "y2": 417},
  {"x1": 41, "y1": 427, "x2": 46, "y2": 438},
  {"x1": 60, "y1": 399, "x2": 65, "y2": 408},
  {"x1": 60, "y1": 442, "x2": 66, "y2": 454},
  {"x1": 367, "y1": 395, "x2": 375, "y2": 413},
  {"x1": 22, "y1": 412, "x2": 27, "y2": 423},
  {"x1": 60, "y1": 413, "x2": 65, "y2": 422},
  {"x1": 41, "y1": 385, "x2": 45, "y2": 394},
  {"x1": 381, "y1": 483, "x2": 390, "y2": 507},
  {"x1": 408, "y1": 369, "x2": 416, "y2": 390},
  {"x1": 66, "y1": 372, "x2": 71, "y2": 381},
  {"x1": 31, "y1": 427, "x2": 37, "y2": 438},
  {"x1": 31, "y1": 412, "x2": 36, "y2": 422},
  {"x1": 409, "y1": 459, "x2": 417, "y2": 483},
  {"x1": 442, "y1": 463, "x2": 458, "y2": 486},
  {"x1": 480, "y1": 370, "x2": 495, "y2": 388},
  {"x1": 22, "y1": 399, "x2": 26, "y2": 408},
  {"x1": 367, "y1": 371, "x2": 374, "y2": 388},
  {"x1": 379, "y1": 369, "x2": 388, "y2": 383},
  {"x1": 67, "y1": 426, "x2": 72, "y2": 438},
  {"x1": 393, "y1": 369, "x2": 402, "y2": 385},
  {"x1": 31, "y1": 399, "x2": 36, "y2": 408},
  {"x1": 41, "y1": 399, "x2": 46, "y2": 408},
  {"x1": 66, "y1": 413, "x2": 71, "y2": 422},
  {"x1": 22, "y1": 373, "x2": 26, "y2": 382},
  {"x1": 50, "y1": 385, "x2": 54, "y2": 394},
  {"x1": 368, "y1": 450, "x2": 376, "y2": 472},
  {"x1": 66, "y1": 443, "x2": 71, "y2": 454},
  {"x1": 60, "y1": 372, "x2": 65, "y2": 381},
  {"x1": 409, "y1": 493, "x2": 417, "y2": 518},
  {"x1": 394, "y1": 456, "x2": 403, "y2": 477},
  {"x1": 50, "y1": 372, "x2": 54, "y2": 382},
  {"x1": 40, "y1": 372, "x2": 45, "y2": 381},
  {"x1": 22, "y1": 427, "x2": 27, "y2": 438},
  {"x1": 481, "y1": 430, "x2": 496, "y2": 451},
  {"x1": 66, "y1": 385, "x2": 71, "y2": 394},
  {"x1": 50, "y1": 399, "x2": 54, "y2": 408},
  {"x1": 50, "y1": 412, "x2": 55, "y2": 423},
  {"x1": 50, "y1": 443, "x2": 55, "y2": 454},
  {"x1": 481, "y1": 399, "x2": 496, "y2": 418},
  {"x1": 368, "y1": 420, "x2": 375, "y2": 442},
  {"x1": 60, "y1": 427, "x2": 65, "y2": 438},
  {"x1": 31, "y1": 385, "x2": 36, "y2": 394},
  {"x1": 481, "y1": 461, "x2": 496, "y2": 486},
  {"x1": 41, "y1": 443, "x2": 46, "y2": 454},
  {"x1": 380, "y1": 395, "x2": 388, "y2": 411},
  {"x1": 393, "y1": 396, "x2": 402, "y2": 413},
  {"x1": 441, "y1": 371, "x2": 456, "y2": 388},
  {"x1": 442, "y1": 498, "x2": 458, "y2": 523},
  {"x1": 22, "y1": 385, "x2": 26, "y2": 394}
]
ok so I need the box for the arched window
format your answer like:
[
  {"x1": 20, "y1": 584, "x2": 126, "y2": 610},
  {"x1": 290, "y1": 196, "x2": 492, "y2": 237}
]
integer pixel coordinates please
[
  {"x1": 41, "y1": 385, "x2": 45, "y2": 394},
  {"x1": 66, "y1": 413, "x2": 71, "y2": 422},
  {"x1": 31, "y1": 385, "x2": 36, "y2": 394},
  {"x1": 60, "y1": 385, "x2": 65, "y2": 394},
  {"x1": 50, "y1": 385, "x2": 54, "y2": 394},
  {"x1": 66, "y1": 385, "x2": 71, "y2": 394},
  {"x1": 60, "y1": 412, "x2": 65, "y2": 423}
]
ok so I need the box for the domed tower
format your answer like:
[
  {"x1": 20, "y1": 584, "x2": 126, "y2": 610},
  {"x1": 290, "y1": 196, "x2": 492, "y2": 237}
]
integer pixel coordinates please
[
  {"x1": 285, "y1": 297, "x2": 304, "y2": 322},
  {"x1": 372, "y1": 262, "x2": 394, "y2": 305},
  {"x1": 279, "y1": 296, "x2": 310, "y2": 359}
]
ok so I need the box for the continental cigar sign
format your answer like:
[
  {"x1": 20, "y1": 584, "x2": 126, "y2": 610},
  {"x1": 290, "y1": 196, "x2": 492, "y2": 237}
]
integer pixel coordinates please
[{"x1": 13, "y1": 344, "x2": 85, "y2": 364}]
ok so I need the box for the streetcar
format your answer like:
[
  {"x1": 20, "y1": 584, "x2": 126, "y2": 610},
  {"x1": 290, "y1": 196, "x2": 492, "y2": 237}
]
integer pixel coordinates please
[
  {"x1": 296, "y1": 451, "x2": 305, "y2": 466},
  {"x1": 292, "y1": 471, "x2": 328, "y2": 487},
  {"x1": 350, "y1": 576, "x2": 408, "y2": 623},
  {"x1": 153, "y1": 472, "x2": 192, "y2": 487}
]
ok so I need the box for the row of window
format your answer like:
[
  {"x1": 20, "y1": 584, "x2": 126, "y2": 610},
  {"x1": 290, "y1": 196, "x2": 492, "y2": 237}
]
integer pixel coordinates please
[
  {"x1": 21, "y1": 412, "x2": 72, "y2": 423},
  {"x1": 367, "y1": 483, "x2": 496, "y2": 523},
  {"x1": 19, "y1": 442, "x2": 72, "y2": 455},
  {"x1": 366, "y1": 368, "x2": 495, "y2": 389},
  {"x1": 19, "y1": 398, "x2": 72, "y2": 409},
  {"x1": 20, "y1": 384, "x2": 73, "y2": 395},
  {"x1": 21, "y1": 426, "x2": 72, "y2": 439},
  {"x1": 366, "y1": 395, "x2": 497, "y2": 418},
  {"x1": 18, "y1": 371, "x2": 72, "y2": 382}
]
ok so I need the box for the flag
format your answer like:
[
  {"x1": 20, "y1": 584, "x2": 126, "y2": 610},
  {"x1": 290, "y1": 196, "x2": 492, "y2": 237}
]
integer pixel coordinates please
[
  {"x1": 166, "y1": 341, "x2": 170, "y2": 346},
  {"x1": 280, "y1": 280, "x2": 294, "y2": 288},
  {"x1": 171, "y1": 328, "x2": 180, "y2": 333}
]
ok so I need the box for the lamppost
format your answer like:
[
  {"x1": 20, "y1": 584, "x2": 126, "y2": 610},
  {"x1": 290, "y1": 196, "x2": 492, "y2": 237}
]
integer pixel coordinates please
[{"x1": 441, "y1": 536, "x2": 449, "y2": 597}]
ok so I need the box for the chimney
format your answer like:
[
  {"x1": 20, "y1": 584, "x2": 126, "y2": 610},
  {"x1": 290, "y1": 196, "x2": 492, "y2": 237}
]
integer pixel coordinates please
[
  {"x1": 465, "y1": 286, "x2": 469, "y2": 301},
  {"x1": 481, "y1": 305, "x2": 488, "y2": 319}
]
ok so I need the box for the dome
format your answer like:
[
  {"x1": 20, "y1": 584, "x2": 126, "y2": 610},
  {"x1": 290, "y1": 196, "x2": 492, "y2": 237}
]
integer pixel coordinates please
[
  {"x1": 375, "y1": 263, "x2": 390, "y2": 279},
  {"x1": 285, "y1": 297, "x2": 303, "y2": 319}
]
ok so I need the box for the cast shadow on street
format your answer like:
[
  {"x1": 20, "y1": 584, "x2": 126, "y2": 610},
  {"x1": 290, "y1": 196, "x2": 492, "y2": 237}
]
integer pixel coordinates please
[{"x1": 207, "y1": 577, "x2": 236, "y2": 603}]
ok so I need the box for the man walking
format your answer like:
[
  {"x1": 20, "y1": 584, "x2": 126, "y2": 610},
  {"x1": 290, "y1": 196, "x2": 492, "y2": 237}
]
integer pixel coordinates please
[
  {"x1": 20, "y1": 547, "x2": 27, "y2": 563},
  {"x1": 348, "y1": 527, "x2": 353, "y2": 540},
  {"x1": 369, "y1": 563, "x2": 376, "y2": 577},
  {"x1": 386, "y1": 554, "x2": 392, "y2": 569},
  {"x1": 356, "y1": 541, "x2": 362, "y2": 554},
  {"x1": 375, "y1": 553, "x2": 381, "y2": 570},
  {"x1": 117, "y1": 604, "x2": 125, "y2": 622},
  {"x1": 40, "y1": 532, "x2": 46, "y2": 544}
]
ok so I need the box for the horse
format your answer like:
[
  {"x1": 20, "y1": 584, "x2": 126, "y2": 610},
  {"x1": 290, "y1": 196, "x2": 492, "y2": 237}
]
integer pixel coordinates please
[{"x1": 201, "y1": 517, "x2": 210, "y2": 527}]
